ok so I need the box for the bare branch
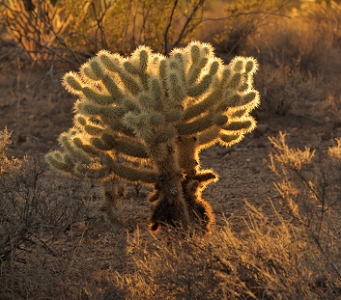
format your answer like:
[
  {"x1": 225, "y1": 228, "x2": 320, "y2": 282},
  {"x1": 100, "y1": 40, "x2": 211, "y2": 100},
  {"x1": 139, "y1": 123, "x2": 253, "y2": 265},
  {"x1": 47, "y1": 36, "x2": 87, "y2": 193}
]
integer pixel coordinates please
[
  {"x1": 164, "y1": 0, "x2": 179, "y2": 55},
  {"x1": 173, "y1": 0, "x2": 205, "y2": 49}
]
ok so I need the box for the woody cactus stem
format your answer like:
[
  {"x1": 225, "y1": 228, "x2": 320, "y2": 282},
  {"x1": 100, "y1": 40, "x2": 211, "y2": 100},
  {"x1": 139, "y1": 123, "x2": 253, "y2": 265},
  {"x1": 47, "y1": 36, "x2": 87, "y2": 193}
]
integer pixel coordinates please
[{"x1": 46, "y1": 41, "x2": 260, "y2": 233}]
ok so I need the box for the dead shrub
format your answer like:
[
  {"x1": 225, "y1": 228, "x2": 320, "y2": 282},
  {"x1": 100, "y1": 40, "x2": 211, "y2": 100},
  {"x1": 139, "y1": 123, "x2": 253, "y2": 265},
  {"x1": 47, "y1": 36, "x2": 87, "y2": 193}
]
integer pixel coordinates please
[{"x1": 0, "y1": 128, "x2": 101, "y2": 299}]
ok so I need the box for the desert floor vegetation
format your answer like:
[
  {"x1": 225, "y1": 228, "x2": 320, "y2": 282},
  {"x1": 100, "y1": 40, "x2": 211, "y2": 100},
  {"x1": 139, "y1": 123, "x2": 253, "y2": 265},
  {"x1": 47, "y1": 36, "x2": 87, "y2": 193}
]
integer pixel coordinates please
[{"x1": 1, "y1": 0, "x2": 341, "y2": 299}]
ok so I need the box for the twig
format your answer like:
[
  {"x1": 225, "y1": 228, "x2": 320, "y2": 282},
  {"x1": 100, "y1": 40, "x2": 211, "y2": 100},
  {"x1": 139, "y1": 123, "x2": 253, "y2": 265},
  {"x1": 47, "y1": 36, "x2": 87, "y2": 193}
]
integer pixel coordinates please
[
  {"x1": 164, "y1": 0, "x2": 179, "y2": 55},
  {"x1": 312, "y1": 234, "x2": 341, "y2": 280},
  {"x1": 24, "y1": 236, "x2": 58, "y2": 257},
  {"x1": 173, "y1": 0, "x2": 205, "y2": 49}
]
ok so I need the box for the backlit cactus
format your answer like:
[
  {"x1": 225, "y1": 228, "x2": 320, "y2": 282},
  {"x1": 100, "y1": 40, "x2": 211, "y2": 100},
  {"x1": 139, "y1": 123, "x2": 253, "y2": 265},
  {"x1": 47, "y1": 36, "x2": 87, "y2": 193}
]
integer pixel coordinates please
[{"x1": 46, "y1": 41, "x2": 260, "y2": 233}]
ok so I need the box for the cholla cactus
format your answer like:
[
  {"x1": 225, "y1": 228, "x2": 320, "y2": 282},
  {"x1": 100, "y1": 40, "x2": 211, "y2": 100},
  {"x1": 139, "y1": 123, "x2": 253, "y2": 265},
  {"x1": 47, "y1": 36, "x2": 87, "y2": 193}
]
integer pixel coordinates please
[{"x1": 46, "y1": 41, "x2": 260, "y2": 233}]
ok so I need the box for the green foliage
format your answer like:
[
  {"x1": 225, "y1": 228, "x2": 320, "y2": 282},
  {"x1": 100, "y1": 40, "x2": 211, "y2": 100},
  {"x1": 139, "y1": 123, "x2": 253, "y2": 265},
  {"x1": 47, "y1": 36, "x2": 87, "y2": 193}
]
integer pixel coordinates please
[{"x1": 46, "y1": 41, "x2": 260, "y2": 233}]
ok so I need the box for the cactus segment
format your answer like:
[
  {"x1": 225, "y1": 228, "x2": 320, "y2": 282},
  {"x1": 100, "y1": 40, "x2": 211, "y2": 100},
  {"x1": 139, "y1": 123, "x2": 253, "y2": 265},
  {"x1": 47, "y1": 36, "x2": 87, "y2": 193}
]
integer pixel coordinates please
[
  {"x1": 46, "y1": 151, "x2": 70, "y2": 172},
  {"x1": 75, "y1": 115, "x2": 87, "y2": 126},
  {"x1": 101, "y1": 75, "x2": 124, "y2": 103},
  {"x1": 63, "y1": 73, "x2": 83, "y2": 93},
  {"x1": 183, "y1": 90, "x2": 221, "y2": 121},
  {"x1": 242, "y1": 91, "x2": 260, "y2": 108},
  {"x1": 233, "y1": 59, "x2": 244, "y2": 72},
  {"x1": 82, "y1": 66, "x2": 98, "y2": 81},
  {"x1": 223, "y1": 117, "x2": 256, "y2": 133},
  {"x1": 84, "y1": 124, "x2": 104, "y2": 136},
  {"x1": 245, "y1": 58, "x2": 258, "y2": 74},
  {"x1": 76, "y1": 101, "x2": 125, "y2": 120},
  {"x1": 190, "y1": 44, "x2": 201, "y2": 64},
  {"x1": 82, "y1": 87, "x2": 114, "y2": 105},
  {"x1": 59, "y1": 134, "x2": 91, "y2": 164},
  {"x1": 226, "y1": 73, "x2": 242, "y2": 89},
  {"x1": 209, "y1": 60, "x2": 220, "y2": 75},
  {"x1": 219, "y1": 132, "x2": 244, "y2": 147},
  {"x1": 112, "y1": 162, "x2": 157, "y2": 184},
  {"x1": 198, "y1": 127, "x2": 220, "y2": 148},
  {"x1": 187, "y1": 75, "x2": 213, "y2": 97},
  {"x1": 73, "y1": 137, "x2": 99, "y2": 155},
  {"x1": 75, "y1": 164, "x2": 110, "y2": 180},
  {"x1": 230, "y1": 108, "x2": 249, "y2": 119},
  {"x1": 98, "y1": 51, "x2": 122, "y2": 72},
  {"x1": 168, "y1": 72, "x2": 186, "y2": 104},
  {"x1": 139, "y1": 48, "x2": 149, "y2": 72},
  {"x1": 150, "y1": 78, "x2": 162, "y2": 104},
  {"x1": 91, "y1": 137, "x2": 114, "y2": 151},
  {"x1": 102, "y1": 134, "x2": 149, "y2": 159},
  {"x1": 124, "y1": 61, "x2": 139, "y2": 75},
  {"x1": 90, "y1": 59, "x2": 104, "y2": 79},
  {"x1": 177, "y1": 113, "x2": 214, "y2": 135}
]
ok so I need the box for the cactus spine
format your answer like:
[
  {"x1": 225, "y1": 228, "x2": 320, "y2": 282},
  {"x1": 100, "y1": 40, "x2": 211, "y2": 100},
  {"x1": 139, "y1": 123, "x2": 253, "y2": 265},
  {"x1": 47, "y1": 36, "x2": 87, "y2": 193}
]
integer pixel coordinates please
[{"x1": 46, "y1": 41, "x2": 260, "y2": 233}]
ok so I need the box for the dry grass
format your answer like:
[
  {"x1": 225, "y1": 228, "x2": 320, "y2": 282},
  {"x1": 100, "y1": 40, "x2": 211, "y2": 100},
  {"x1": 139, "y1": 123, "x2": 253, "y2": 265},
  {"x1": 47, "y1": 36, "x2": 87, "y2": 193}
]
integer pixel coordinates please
[
  {"x1": 0, "y1": 129, "x2": 103, "y2": 299},
  {"x1": 1, "y1": 1, "x2": 341, "y2": 299}
]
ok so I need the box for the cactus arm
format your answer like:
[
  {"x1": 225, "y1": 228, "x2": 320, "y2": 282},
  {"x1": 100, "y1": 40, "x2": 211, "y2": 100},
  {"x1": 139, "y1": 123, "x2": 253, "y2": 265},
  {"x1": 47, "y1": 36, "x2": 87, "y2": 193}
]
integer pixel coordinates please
[
  {"x1": 99, "y1": 51, "x2": 143, "y2": 96},
  {"x1": 89, "y1": 133, "x2": 149, "y2": 160},
  {"x1": 182, "y1": 89, "x2": 222, "y2": 121},
  {"x1": 46, "y1": 151, "x2": 72, "y2": 173},
  {"x1": 197, "y1": 127, "x2": 220, "y2": 149},
  {"x1": 219, "y1": 132, "x2": 244, "y2": 148},
  {"x1": 111, "y1": 162, "x2": 157, "y2": 184},
  {"x1": 223, "y1": 116, "x2": 257, "y2": 134}
]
